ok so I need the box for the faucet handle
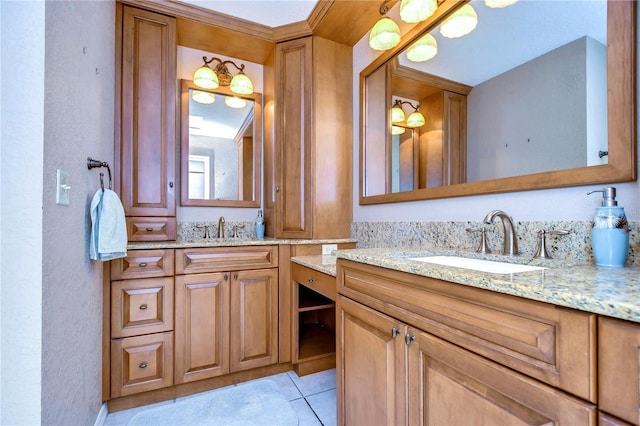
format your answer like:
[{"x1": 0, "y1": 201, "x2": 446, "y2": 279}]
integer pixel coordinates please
[
  {"x1": 466, "y1": 227, "x2": 491, "y2": 254},
  {"x1": 534, "y1": 229, "x2": 570, "y2": 259},
  {"x1": 232, "y1": 224, "x2": 245, "y2": 238},
  {"x1": 196, "y1": 225, "x2": 210, "y2": 239}
]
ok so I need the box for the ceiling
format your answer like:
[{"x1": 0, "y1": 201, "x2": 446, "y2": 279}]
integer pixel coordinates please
[{"x1": 178, "y1": 0, "x2": 320, "y2": 27}]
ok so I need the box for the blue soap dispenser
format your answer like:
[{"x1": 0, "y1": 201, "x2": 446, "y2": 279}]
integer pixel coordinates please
[
  {"x1": 255, "y1": 210, "x2": 265, "y2": 240},
  {"x1": 587, "y1": 187, "x2": 629, "y2": 267}
]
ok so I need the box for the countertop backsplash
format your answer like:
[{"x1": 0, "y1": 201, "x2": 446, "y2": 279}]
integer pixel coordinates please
[{"x1": 351, "y1": 221, "x2": 640, "y2": 267}]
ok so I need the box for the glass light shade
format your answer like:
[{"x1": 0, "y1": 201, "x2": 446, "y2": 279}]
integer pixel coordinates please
[
  {"x1": 392, "y1": 125, "x2": 406, "y2": 135},
  {"x1": 193, "y1": 65, "x2": 219, "y2": 89},
  {"x1": 485, "y1": 0, "x2": 518, "y2": 8},
  {"x1": 225, "y1": 96, "x2": 247, "y2": 109},
  {"x1": 192, "y1": 90, "x2": 215, "y2": 104},
  {"x1": 400, "y1": 0, "x2": 437, "y2": 23},
  {"x1": 369, "y1": 17, "x2": 401, "y2": 51},
  {"x1": 391, "y1": 105, "x2": 406, "y2": 123},
  {"x1": 407, "y1": 111, "x2": 426, "y2": 127},
  {"x1": 229, "y1": 72, "x2": 253, "y2": 95},
  {"x1": 406, "y1": 33, "x2": 438, "y2": 62},
  {"x1": 440, "y1": 4, "x2": 478, "y2": 39}
]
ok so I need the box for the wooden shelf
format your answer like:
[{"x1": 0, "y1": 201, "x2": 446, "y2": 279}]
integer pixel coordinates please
[
  {"x1": 298, "y1": 285, "x2": 334, "y2": 312},
  {"x1": 299, "y1": 322, "x2": 336, "y2": 361}
]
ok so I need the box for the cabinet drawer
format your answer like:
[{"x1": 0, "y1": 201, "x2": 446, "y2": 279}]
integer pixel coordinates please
[
  {"x1": 111, "y1": 249, "x2": 174, "y2": 280},
  {"x1": 110, "y1": 331, "x2": 173, "y2": 398},
  {"x1": 111, "y1": 277, "x2": 173, "y2": 338},
  {"x1": 599, "y1": 316, "x2": 640, "y2": 425},
  {"x1": 126, "y1": 217, "x2": 177, "y2": 241},
  {"x1": 176, "y1": 246, "x2": 278, "y2": 274},
  {"x1": 292, "y1": 262, "x2": 336, "y2": 301},
  {"x1": 337, "y1": 259, "x2": 596, "y2": 402}
]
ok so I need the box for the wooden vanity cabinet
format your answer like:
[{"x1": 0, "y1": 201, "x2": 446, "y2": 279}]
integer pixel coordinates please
[
  {"x1": 336, "y1": 259, "x2": 598, "y2": 425},
  {"x1": 116, "y1": 4, "x2": 177, "y2": 241},
  {"x1": 265, "y1": 36, "x2": 352, "y2": 239},
  {"x1": 174, "y1": 247, "x2": 279, "y2": 384}
]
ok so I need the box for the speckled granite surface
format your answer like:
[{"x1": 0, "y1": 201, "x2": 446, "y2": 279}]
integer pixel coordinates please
[
  {"x1": 128, "y1": 237, "x2": 356, "y2": 250},
  {"x1": 291, "y1": 255, "x2": 337, "y2": 277},
  {"x1": 333, "y1": 247, "x2": 640, "y2": 323}
]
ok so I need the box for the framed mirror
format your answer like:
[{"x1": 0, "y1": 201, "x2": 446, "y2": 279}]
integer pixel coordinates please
[
  {"x1": 180, "y1": 79, "x2": 262, "y2": 207},
  {"x1": 360, "y1": 0, "x2": 636, "y2": 204}
]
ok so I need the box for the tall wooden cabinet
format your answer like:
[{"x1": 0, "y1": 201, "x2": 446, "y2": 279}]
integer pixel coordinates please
[
  {"x1": 116, "y1": 5, "x2": 177, "y2": 241},
  {"x1": 265, "y1": 36, "x2": 352, "y2": 239}
]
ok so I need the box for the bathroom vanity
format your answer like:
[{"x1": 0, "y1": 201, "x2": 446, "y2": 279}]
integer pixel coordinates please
[{"x1": 333, "y1": 248, "x2": 640, "y2": 425}]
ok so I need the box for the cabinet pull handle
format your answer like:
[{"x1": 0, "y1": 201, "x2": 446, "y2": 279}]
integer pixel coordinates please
[
  {"x1": 139, "y1": 262, "x2": 147, "y2": 267},
  {"x1": 139, "y1": 304, "x2": 148, "y2": 310},
  {"x1": 391, "y1": 328, "x2": 401, "y2": 338},
  {"x1": 145, "y1": 227, "x2": 153, "y2": 232},
  {"x1": 275, "y1": 186, "x2": 280, "y2": 192},
  {"x1": 308, "y1": 278, "x2": 315, "y2": 283},
  {"x1": 234, "y1": 273, "x2": 238, "y2": 280},
  {"x1": 139, "y1": 362, "x2": 147, "y2": 369},
  {"x1": 405, "y1": 333, "x2": 416, "y2": 346},
  {"x1": 169, "y1": 181, "x2": 174, "y2": 188},
  {"x1": 224, "y1": 274, "x2": 228, "y2": 281}
]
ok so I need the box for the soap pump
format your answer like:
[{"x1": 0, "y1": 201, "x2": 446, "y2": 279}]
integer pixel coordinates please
[
  {"x1": 587, "y1": 187, "x2": 629, "y2": 267},
  {"x1": 255, "y1": 210, "x2": 265, "y2": 240}
]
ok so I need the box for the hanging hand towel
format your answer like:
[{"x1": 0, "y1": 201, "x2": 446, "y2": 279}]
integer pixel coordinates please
[{"x1": 90, "y1": 188, "x2": 127, "y2": 261}]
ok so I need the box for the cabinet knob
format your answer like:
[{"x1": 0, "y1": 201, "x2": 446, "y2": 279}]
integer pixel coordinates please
[
  {"x1": 139, "y1": 304, "x2": 148, "y2": 310},
  {"x1": 139, "y1": 262, "x2": 147, "y2": 267},
  {"x1": 405, "y1": 333, "x2": 416, "y2": 346},
  {"x1": 391, "y1": 327, "x2": 401, "y2": 338},
  {"x1": 224, "y1": 274, "x2": 228, "y2": 281},
  {"x1": 308, "y1": 278, "x2": 315, "y2": 283},
  {"x1": 169, "y1": 181, "x2": 174, "y2": 188},
  {"x1": 234, "y1": 273, "x2": 238, "y2": 280},
  {"x1": 145, "y1": 227, "x2": 154, "y2": 232},
  {"x1": 275, "y1": 186, "x2": 280, "y2": 192},
  {"x1": 139, "y1": 362, "x2": 147, "y2": 369}
]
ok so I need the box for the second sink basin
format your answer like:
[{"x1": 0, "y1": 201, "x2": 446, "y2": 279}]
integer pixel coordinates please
[{"x1": 410, "y1": 256, "x2": 546, "y2": 274}]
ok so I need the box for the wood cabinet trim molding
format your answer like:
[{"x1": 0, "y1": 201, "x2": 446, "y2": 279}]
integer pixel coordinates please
[{"x1": 175, "y1": 246, "x2": 278, "y2": 274}]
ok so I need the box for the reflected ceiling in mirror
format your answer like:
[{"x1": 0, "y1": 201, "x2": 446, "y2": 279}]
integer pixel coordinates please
[
  {"x1": 360, "y1": 0, "x2": 635, "y2": 204},
  {"x1": 180, "y1": 80, "x2": 262, "y2": 207}
]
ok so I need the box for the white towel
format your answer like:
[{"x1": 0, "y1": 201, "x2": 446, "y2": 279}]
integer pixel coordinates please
[{"x1": 90, "y1": 188, "x2": 127, "y2": 261}]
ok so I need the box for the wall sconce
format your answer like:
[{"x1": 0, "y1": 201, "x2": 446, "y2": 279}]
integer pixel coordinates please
[
  {"x1": 406, "y1": 33, "x2": 438, "y2": 62},
  {"x1": 369, "y1": 0, "x2": 401, "y2": 51},
  {"x1": 391, "y1": 100, "x2": 426, "y2": 127},
  {"x1": 485, "y1": 0, "x2": 518, "y2": 8},
  {"x1": 440, "y1": 3, "x2": 478, "y2": 38},
  {"x1": 400, "y1": 0, "x2": 437, "y2": 23},
  {"x1": 193, "y1": 56, "x2": 254, "y2": 95}
]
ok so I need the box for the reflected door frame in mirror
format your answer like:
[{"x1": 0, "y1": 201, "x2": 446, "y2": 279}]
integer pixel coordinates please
[
  {"x1": 360, "y1": 0, "x2": 636, "y2": 205},
  {"x1": 180, "y1": 79, "x2": 262, "y2": 207}
]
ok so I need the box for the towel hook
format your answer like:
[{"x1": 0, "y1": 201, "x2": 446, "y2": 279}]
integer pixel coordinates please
[{"x1": 87, "y1": 157, "x2": 112, "y2": 190}]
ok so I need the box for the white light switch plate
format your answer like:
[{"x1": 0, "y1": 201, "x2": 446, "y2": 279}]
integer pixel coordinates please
[
  {"x1": 56, "y1": 169, "x2": 71, "y2": 206},
  {"x1": 322, "y1": 244, "x2": 338, "y2": 255}
]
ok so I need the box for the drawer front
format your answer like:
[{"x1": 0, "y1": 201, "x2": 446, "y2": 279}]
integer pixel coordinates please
[
  {"x1": 111, "y1": 277, "x2": 174, "y2": 338},
  {"x1": 337, "y1": 259, "x2": 596, "y2": 402},
  {"x1": 176, "y1": 246, "x2": 278, "y2": 274},
  {"x1": 111, "y1": 249, "x2": 174, "y2": 280},
  {"x1": 126, "y1": 217, "x2": 177, "y2": 241},
  {"x1": 110, "y1": 332, "x2": 173, "y2": 398},
  {"x1": 599, "y1": 316, "x2": 640, "y2": 425},
  {"x1": 292, "y1": 262, "x2": 336, "y2": 301}
]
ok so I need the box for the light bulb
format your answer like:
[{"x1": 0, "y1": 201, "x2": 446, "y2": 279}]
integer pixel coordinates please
[
  {"x1": 369, "y1": 17, "x2": 401, "y2": 51},
  {"x1": 391, "y1": 105, "x2": 406, "y2": 123},
  {"x1": 230, "y1": 72, "x2": 253, "y2": 95},
  {"x1": 400, "y1": 0, "x2": 437, "y2": 23},
  {"x1": 407, "y1": 111, "x2": 425, "y2": 127},
  {"x1": 407, "y1": 33, "x2": 438, "y2": 62},
  {"x1": 193, "y1": 65, "x2": 219, "y2": 89},
  {"x1": 440, "y1": 4, "x2": 478, "y2": 39}
]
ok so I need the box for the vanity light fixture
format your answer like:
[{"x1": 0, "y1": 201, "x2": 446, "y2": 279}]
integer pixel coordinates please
[
  {"x1": 225, "y1": 96, "x2": 247, "y2": 109},
  {"x1": 406, "y1": 33, "x2": 438, "y2": 62},
  {"x1": 439, "y1": 3, "x2": 478, "y2": 38},
  {"x1": 400, "y1": 0, "x2": 437, "y2": 23},
  {"x1": 191, "y1": 90, "x2": 216, "y2": 105},
  {"x1": 193, "y1": 56, "x2": 254, "y2": 95},
  {"x1": 369, "y1": 0, "x2": 401, "y2": 51},
  {"x1": 485, "y1": 0, "x2": 518, "y2": 8},
  {"x1": 392, "y1": 125, "x2": 406, "y2": 135},
  {"x1": 392, "y1": 100, "x2": 426, "y2": 127}
]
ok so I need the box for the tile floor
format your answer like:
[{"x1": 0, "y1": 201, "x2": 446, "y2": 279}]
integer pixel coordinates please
[{"x1": 103, "y1": 368, "x2": 337, "y2": 426}]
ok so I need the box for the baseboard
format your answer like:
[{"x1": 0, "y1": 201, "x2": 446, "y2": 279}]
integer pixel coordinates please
[{"x1": 93, "y1": 402, "x2": 108, "y2": 426}]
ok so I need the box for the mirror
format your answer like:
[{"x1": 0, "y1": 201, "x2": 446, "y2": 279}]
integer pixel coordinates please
[
  {"x1": 360, "y1": 0, "x2": 635, "y2": 204},
  {"x1": 180, "y1": 79, "x2": 262, "y2": 207}
]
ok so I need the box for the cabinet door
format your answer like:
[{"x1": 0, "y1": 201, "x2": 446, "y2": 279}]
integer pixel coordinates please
[
  {"x1": 230, "y1": 268, "x2": 279, "y2": 372},
  {"x1": 406, "y1": 326, "x2": 596, "y2": 426},
  {"x1": 120, "y1": 6, "x2": 176, "y2": 218},
  {"x1": 174, "y1": 272, "x2": 229, "y2": 384},
  {"x1": 274, "y1": 37, "x2": 312, "y2": 238},
  {"x1": 336, "y1": 296, "x2": 406, "y2": 426}
]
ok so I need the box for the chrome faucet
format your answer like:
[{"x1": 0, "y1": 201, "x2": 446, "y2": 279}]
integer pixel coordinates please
[
  {"x1": 217, "y1": 216, "x2": 225, "y2": 238},
  {"x1": 483, "y1": 210, "x2": 518, "y2": 255}
]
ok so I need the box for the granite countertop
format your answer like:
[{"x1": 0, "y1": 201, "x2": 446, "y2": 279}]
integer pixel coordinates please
[
  {"x1": 329, "y1": 247, "x2": 640, "y2": 323},
  {"x1": 291, "y1": 255, "x2": 338, "y2": 277},
  {"x1": 127, "y1": 238, "x2": 356, "y2": 250}
]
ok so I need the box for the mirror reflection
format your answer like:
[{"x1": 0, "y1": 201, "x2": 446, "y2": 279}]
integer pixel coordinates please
[
  {"x1": 180, "y1": 80, "x2": 262, "y2": 207},
  {"x1": 363, "y1": 0, "x2": 617, "y2": 199}
]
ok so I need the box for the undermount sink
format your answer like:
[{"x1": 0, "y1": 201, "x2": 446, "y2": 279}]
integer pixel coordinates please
[{"x1": 410, "y1": 256, "x2": 546, "y2": 274}]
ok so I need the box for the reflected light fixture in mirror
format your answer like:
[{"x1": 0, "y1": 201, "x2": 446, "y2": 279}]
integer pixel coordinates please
[
  {"x1": 369, "y1": 0, "x2": 401, "y2": 50},
  {"x1": 407, "y1": 33, "x2": 438, "y2": 61},
  {"x1": 193, "y1": 56, "x2": 254, "y2": 95},
  {"x1": 391, "y1": 100, "x2": 425, "y2": 127},
  {"x1": 400, "y1": 0, "x2": 437, "y2": 23},
  {"x1": 392, "y1": 125, "x2": 406, "y2": 135},
  {"x1": 192, "y1": 90, "x2": 215, "y2": 104},
  {"x1": 485, "y1": 0, "x2": 518, "y2": 9},
  {"x1": 225, "y1": 96, "x2": 247, "y2": 109},
  {"x1": 439, "y1": 4, "x2": 478, "y2": 38}
]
